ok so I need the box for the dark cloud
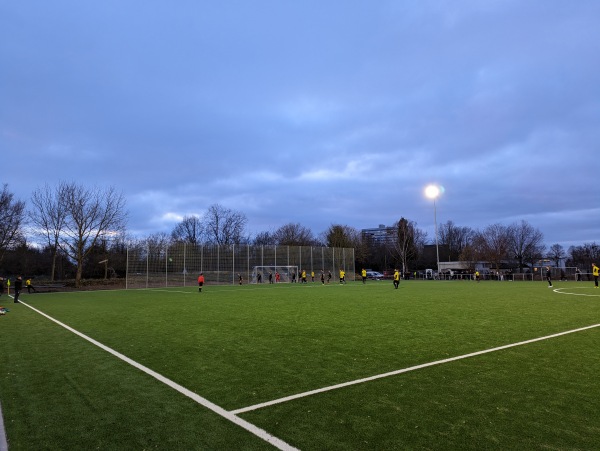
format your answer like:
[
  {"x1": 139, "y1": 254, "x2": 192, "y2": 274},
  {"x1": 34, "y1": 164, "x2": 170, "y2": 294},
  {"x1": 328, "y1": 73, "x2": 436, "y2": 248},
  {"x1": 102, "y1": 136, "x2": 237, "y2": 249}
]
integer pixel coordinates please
[{"x1": 1, "y1": 0, "x2": 598, "y2": 248}]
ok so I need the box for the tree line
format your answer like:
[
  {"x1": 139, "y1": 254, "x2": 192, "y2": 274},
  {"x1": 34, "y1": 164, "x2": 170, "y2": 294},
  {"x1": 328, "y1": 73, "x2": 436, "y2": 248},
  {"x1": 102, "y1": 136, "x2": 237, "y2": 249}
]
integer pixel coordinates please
[{"x1": 1, "y1": 182, "x2": 599, "y2": 286}]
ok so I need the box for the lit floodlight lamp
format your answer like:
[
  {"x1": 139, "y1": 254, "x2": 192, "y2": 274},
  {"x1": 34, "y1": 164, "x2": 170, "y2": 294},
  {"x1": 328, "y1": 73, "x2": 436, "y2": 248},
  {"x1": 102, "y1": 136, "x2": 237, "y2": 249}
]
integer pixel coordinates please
[{"x1": 425, "y1": 184, "x2": 440, "y2": 199}]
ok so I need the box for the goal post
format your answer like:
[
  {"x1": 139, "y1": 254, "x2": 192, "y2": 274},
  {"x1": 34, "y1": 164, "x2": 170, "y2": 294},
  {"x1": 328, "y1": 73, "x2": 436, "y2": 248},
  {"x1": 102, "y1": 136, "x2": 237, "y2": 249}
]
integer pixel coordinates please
[{"x1": 252, "y1": 266, "x2": 299, "y2": 283}]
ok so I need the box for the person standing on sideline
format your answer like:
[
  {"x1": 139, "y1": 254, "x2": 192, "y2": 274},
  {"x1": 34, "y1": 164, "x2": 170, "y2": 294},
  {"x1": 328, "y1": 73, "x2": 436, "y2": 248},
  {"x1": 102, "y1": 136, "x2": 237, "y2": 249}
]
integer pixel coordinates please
[
  {"x1": 26, "y1": 278, "x2": 37, "y2": 293},
  {"x1": 361, "y1": 268, "x2": 367, "y2": 284},
  {"x1": 197, "y1": 273, "x2": 205, "y2": 292},
  {"x1": 393, "y1": 269, "x2": 400, "y2": 289},
  {"x1": 576, "y1": 268, "x2": 581, "y2": 281},
  {"x1": 14, "y1": 276, "x2": 23, "y2": 303},
  {"x1": 546, "y1": 266, "x2": 553, "y2": 288},
  {"x1": 592, "y1": 263, "x2": 599, "y2": 288},
  {"x1": 327, "y1": 271, "x2": 332, "y2": 283},
  {"x1": 268, "y1": 272, "x2": 273, "y2": 284}
]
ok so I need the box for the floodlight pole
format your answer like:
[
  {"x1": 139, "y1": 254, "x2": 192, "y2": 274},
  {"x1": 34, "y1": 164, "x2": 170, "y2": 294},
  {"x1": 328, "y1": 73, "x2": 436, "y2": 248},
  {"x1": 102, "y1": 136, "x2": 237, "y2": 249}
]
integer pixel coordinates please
[
  {"x1": 433, "y1": 198, "x2": 440, "y2": 279},
  {"x1": 425, "y1": 185, "x2": 441, "y2": 280}
]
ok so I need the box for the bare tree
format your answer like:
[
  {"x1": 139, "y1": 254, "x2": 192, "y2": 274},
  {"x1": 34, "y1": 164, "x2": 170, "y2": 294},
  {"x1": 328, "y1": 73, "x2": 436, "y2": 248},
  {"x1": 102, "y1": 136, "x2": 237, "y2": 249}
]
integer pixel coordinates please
[
  {"x1": 203, "y1": 204, "x2": 247, "y2": 245},
  {"x1": 0, "y1": 184, "x2": 26, "y2": 262},
  {"x1": 474, "y1": 224, "x2": 511, "y2": 274},
  {"x1": 438, "y1": 220, "x2": 475, "y2": 261},
  {"x1": 548, "y1": 243, "x2": 566, "y2": 267},
  {"x1": 59, "y1": 183, "x2": 127, "y2": 287},
  {"x1": 391, "y1": 218, "x2": 426, "y2": 274},
  {"x1": 29, "y1": 182, "x2": 69, "y2": 281},
  {"x1": 459, "y1": 243, "x2": 478, "y2": 272},
  {"x1": 567, "y1": 242, "x2": 600, "y2": 269},
  {"x1": 507, "y1": 220, "x2": 545, "y2": 271},
  {"x1": 171, "y1": 215, "x2": 203, "y2": 245},
  {"x1": 324, "y1": 224, "x2": 355, "y2": 248},
  {"x1": 252, "y1": 230, "x2": 275, "y2": 246},
  {"x1": 324, "y1": 224, "x2": 367, "y2": 263},
  {"x1": 272, "y1": 222, "x2": 316, "y2": 246}
]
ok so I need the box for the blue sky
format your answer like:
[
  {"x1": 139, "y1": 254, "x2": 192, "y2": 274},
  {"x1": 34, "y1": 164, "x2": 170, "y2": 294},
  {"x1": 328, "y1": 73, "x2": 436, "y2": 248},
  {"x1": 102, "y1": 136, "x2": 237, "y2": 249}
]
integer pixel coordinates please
[{"x1": 1, "y1": 0, "x2": 599, "y2": 248}]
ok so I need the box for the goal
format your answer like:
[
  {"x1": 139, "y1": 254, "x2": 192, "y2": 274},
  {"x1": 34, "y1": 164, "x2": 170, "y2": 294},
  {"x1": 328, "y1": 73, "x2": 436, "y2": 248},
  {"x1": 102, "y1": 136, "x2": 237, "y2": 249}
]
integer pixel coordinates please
[{"x1": 252, "y1": 266, "x2": 299, "y2": 283}]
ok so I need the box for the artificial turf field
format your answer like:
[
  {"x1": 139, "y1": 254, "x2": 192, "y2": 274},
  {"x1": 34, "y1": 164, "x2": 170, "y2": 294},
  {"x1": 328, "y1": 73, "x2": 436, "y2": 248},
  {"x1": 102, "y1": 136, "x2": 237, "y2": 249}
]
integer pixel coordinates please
[{"x1": 1, "y1": 279, "x2": 599, "y2": 450}]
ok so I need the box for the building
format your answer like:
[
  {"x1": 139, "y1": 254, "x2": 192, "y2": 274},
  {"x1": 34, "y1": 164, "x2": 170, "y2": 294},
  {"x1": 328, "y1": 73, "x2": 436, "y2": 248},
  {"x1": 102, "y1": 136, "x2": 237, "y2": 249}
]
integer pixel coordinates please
[{"x1": 361, "y1": 224, "x2": 396, "y2": 245}]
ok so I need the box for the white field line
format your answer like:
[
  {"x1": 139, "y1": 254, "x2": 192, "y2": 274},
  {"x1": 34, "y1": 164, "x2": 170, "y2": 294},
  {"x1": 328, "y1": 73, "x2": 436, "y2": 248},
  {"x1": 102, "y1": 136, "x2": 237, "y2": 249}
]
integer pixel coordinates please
[
  {"x1": 16, "y1": 299, "x2": 298, "y2": 451},
  {"x1": 554, "y1": 287, "x2": 600, "y2": 297},
  {"x1": 0, "y1": 401, "x2": 8, "y2": 451},
  {"x1": 231, "y1": 323, "x2": 600, "y2": 415}
]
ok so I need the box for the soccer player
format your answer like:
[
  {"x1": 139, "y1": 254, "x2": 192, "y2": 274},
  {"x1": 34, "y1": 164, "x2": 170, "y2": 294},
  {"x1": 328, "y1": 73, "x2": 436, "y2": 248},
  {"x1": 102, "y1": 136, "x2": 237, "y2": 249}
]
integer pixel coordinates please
[
  {"x1": 14, "y1": 276, "x2": 23, "y2": 303},
  {"x1": 546, "y1": 267, "x2": 553, "y2": 288},
  {"x1": 320, "y1": 270, "x2": 325, "y2": 284},
  {"x1": 197, "y1": 273, "x2": 205, "y2": 292},
  {"x1": 339, "y1": 268, "x2": 345, "y2": 284},
  {"x1": 361, "y1": 268, "x2": 367, "y2": 284},
  {"x1": 26, "y1": 278, "x2": 37, "y2": 293},
  {"x1": 393, "y1": 269, "x2": 400, "y2": 289},
  {"x1": 301, "y1": 269, "x2": 307, "y2": 283},
  {"x1": 311, "y1": 271, "x2": 315, "y2": 282},
  {"x1": 593, "y1": 263, "x2": 599, "y2": 288}
]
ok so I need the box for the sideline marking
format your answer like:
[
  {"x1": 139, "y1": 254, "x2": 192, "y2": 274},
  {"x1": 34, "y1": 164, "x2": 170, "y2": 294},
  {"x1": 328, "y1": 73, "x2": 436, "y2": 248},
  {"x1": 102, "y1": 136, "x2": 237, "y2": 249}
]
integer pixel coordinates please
[
  {"x1": 0, "y1": 401, "x2": 8, "y2": 451},
  {"x1": 14, "y1": 299, "x2": 298, "y2": 451},
  {"x1": 554, "y1": 287, "x2": 600, "y2": 297},
  {"x1": 231, "y1": 323, "x2": 600, "y2": 415}
]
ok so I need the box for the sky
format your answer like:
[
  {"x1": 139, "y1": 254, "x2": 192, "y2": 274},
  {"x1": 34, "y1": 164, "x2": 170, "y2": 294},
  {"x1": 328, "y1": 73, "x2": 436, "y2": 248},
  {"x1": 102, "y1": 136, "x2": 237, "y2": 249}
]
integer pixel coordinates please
[{"x1": 1, "y1": 0, "x2": 599, "y2": 249}]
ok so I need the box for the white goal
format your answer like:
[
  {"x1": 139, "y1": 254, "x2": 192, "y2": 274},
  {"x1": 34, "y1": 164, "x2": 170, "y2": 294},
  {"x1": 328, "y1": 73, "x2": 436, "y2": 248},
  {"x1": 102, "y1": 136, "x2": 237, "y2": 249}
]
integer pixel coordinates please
[{"x1": 252, "y1": 266, "x2": 299, "y2": 283}]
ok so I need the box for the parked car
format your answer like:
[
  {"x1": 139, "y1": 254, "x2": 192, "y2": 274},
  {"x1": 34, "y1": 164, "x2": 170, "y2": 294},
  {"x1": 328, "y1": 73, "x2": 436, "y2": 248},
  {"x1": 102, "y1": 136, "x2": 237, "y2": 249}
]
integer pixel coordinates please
[
  {"x1": 383, "y1": 270, "x2": 395, "y2": 280},
  {"x1": 366, "y1": 271, "x2": 384, "y2": 280}
]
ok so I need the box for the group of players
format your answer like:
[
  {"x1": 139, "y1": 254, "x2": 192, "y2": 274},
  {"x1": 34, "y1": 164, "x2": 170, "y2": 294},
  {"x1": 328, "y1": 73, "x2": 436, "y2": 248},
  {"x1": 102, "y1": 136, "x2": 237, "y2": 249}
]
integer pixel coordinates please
[
  {"x1": 0, "y1": 276, "x2": 38, "y2": 303},
  {"x1": 196, "y1": 264, "x2": 600, "y2": 293}
]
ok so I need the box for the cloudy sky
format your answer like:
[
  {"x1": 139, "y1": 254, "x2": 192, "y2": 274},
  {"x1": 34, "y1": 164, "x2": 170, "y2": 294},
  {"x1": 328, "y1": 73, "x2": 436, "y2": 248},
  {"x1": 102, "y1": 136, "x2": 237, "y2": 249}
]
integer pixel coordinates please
[{"x1": 1, "y1": 0, "x2": 599, "y2": 249}]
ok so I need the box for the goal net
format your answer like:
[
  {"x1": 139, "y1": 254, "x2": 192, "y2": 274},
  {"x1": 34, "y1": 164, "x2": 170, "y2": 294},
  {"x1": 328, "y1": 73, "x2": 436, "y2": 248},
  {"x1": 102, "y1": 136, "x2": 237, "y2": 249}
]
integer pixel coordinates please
[{"x1": 252, "y1": 266, "x2": 299, "y2": 283}]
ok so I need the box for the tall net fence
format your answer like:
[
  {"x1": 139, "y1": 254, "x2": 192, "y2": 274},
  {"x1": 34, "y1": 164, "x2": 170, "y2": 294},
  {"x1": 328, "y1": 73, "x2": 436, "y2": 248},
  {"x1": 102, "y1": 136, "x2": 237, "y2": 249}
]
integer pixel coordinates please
[{"x1": 125, "y1": 244, "x2": 355, "y2": 289}]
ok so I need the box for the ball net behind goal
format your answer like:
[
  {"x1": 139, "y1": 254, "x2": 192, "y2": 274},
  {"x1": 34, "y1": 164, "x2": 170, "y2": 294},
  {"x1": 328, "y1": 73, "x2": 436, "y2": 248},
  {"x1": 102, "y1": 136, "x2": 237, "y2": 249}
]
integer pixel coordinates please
[{"x1": 251, "y1": 266, "x2": 298, "y2": 283}]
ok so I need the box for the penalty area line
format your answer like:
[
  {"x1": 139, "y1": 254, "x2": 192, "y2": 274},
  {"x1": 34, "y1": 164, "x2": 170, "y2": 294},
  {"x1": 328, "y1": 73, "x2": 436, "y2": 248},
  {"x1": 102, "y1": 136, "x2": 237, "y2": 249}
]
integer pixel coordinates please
[
  {"x1": 554, "y1": 287, "x2": 600, "y2": 297},
  {"x1": 231, "y1": 323, "x2": 600, "y2": 415},
  {"x1": 18, "y1": 300, "x2": 298, "y2": 451}
]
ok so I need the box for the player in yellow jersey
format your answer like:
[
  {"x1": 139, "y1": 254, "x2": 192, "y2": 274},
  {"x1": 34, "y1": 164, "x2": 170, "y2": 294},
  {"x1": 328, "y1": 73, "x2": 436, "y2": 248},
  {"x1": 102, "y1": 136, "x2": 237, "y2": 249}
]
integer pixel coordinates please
[
  {"x1": 593, "y1": 263, "x2": 599, "y2": 288},
  {"x1": 361, "y1": 268, "x2": 367, "y2": 284},
  {"x1": 339, "y1": 269, "x2": 345, "y2": 284},
  {"x1": 393, "y1": 269, "x2": 400, "y2": 289}
]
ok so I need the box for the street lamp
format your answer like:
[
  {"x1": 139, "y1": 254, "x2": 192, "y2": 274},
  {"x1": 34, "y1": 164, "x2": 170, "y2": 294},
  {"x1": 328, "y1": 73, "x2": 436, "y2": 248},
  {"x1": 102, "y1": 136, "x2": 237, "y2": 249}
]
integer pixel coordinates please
[{"x1": 425, "y1": 185, "x2": 441, "y2": 279}]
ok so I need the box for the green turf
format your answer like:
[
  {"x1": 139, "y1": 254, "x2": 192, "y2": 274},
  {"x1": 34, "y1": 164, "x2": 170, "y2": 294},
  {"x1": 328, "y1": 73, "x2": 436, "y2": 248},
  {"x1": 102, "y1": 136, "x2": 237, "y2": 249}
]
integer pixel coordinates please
[{"x1": 1, "y1": 280, "x2": 599, "y2": 449}]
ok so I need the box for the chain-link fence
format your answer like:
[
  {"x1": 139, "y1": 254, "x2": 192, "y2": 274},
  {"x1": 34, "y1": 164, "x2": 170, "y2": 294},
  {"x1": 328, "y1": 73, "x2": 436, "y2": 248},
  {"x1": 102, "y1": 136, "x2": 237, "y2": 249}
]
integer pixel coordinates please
[{"x1": 125, "y1": 243, "x2": 355, "y2": 288}]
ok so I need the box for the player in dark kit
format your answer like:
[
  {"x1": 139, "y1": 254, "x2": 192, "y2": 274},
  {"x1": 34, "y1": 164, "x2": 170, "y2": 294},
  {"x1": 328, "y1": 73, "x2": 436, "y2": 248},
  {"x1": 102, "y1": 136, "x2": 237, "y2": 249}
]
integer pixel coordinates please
[
  {"x1": 14, "y1": 276, "x2": 23, "y2": 303},
  {"x1": 546, "y1": 267, "x2": 553, "y2": 288}
]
